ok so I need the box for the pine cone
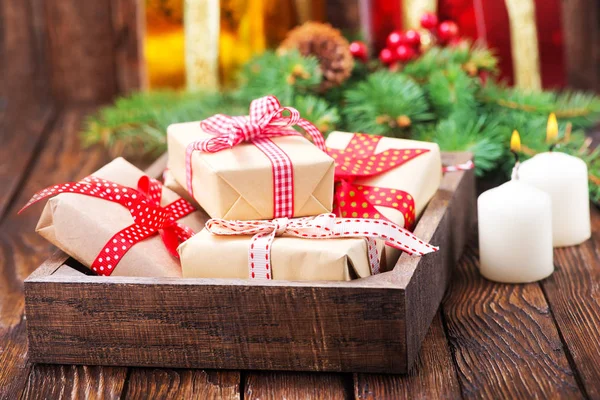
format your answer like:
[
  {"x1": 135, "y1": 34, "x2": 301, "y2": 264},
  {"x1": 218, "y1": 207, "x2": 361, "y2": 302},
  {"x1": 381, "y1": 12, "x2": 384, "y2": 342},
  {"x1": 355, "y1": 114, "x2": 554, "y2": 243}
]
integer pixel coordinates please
[{"x1": 279, "y1": 22, "x2": 354, "y2": 91}]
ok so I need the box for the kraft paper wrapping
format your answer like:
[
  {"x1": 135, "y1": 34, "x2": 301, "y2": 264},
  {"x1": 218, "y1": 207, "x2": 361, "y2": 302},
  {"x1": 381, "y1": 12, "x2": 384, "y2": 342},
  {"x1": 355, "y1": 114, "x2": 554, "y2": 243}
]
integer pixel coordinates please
[
  {"x1": 179, "y1": 229, "x2": 386, "y2": 281},
  {"x1": 164, "y1": 168, "x2": 200, "y2": 208},
  {"x1": 326, "y1": 132, "x2": 442, "y2": 266},
  {"x1": 167, "y1": 121, "x2": 335, "y2": 220},
  {"x1": 35, "y1": 158, "x2": 205, "y2": 277}
]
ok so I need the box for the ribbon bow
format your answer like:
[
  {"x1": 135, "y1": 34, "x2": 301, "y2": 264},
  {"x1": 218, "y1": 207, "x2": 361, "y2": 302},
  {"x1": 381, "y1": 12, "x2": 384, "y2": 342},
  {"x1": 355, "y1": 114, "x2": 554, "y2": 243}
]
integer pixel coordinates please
[
  {"x1": 196, "y1": 95, "x2": 326, "y2": 153},
  {"x1": 327, "y1": 133, "x2": 430, "y2": 229},
  {"x1": 186, "y1": 95, "x2": 327, "y2": 218},
  {"x1": 206, "y1": 213, "x2": 438, "y2": 280},
  {"x1": 20, "y1": 175, "x2": 196, "y2": 276}
]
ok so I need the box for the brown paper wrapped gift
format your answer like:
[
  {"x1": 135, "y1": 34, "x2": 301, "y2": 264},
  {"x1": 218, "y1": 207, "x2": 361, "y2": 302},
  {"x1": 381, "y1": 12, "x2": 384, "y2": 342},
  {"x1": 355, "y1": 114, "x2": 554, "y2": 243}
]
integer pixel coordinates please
[
  {"x1": 34, "y1": 158, "x2": 204, "y2": 277},
  {"x1": 167, "y1": 121, "x2": 335, "y2": 220},
  {"x1": 326, "y1": 132, "x2": 442, "y2": 266},
  {"x1": 179, "y1": 229, "x2": 386, "y2": 281}
]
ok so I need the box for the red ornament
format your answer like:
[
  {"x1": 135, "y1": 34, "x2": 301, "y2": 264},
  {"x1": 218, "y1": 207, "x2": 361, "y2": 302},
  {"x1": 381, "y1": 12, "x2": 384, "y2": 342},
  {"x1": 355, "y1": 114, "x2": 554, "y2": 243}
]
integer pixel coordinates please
[
  {"x1": 386, "y1": 31, "x2": 403, "y2": 50},
  {"x1": 420, "y1": 12, "x2": 439, "y2": 30},
  {"x1": 395, "y1": 45, "x2": 416, "y2": 62},
  {"x1": 349, "y1": 41, "x2": 368, "y2": 62},
  {"x1": 379, "y1": 48, "x2": 395, "y2": 64},
  {"x1": 403, "y1": 29, "x2": 421, "y2": 48},
  {"x1": 438, "y1": 21, "x2": 459, "y2": 42}
]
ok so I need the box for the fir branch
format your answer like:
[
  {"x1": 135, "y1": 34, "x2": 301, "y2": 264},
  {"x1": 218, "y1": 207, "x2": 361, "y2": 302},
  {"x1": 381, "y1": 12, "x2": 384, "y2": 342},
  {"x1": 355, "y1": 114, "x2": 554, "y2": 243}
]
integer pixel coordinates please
[
  {"x1": 415, "y1": 112, "x2": 505, "y2": 176},
  {"x1": 235, "y1": 50, "x2": 322, "y2": 105},
  {"x1": 292, "y1": 95, "x2": 340, "y2": 134},
  {"x1": 426, "y1": 65, "x2": 478, "y2": 118},
  {"x1": 343, "y1": 71, "x2": 434, "y2": 135},
  {"x1": 82, "y1": 91, "x2": 242, "y2": 158}
]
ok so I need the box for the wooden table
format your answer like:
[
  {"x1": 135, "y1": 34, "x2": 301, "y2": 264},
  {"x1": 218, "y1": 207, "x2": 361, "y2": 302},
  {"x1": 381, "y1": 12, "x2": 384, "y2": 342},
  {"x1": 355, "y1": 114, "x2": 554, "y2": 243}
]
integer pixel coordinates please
[{"x1": 2, "y1": 96, "x2": 600, "y2": 399}]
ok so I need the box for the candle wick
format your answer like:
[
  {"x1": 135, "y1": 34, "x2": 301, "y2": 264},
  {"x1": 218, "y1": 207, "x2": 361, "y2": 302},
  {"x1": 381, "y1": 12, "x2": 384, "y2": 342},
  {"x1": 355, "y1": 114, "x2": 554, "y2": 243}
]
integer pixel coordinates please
[
  {"x1": 549, "y1": 143, "x2": 557, "y2": 152},
  {"x1": 511, "y1": 161, "x2": 520, "y2": 180}
]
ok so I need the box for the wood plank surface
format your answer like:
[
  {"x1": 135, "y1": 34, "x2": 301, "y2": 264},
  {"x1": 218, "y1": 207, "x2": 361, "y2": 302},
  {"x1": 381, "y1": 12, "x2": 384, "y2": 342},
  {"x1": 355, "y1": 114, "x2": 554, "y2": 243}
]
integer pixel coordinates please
[
  {"x1": 21, "y1": 365, "x2": 127, "y2": 400},
  {"x1": 44, "y1": 0, "x2": 118, "y2": 103},
  {"x1": 124, "y1": 369, "x2": 240, "y2": 400},
  {"x1": 0, "y1": 96, "x2": 55, "y2": 219},
  {"x1": 442, "y1": 242, "x2": 583, "y2": 399},
  {"x1": 0, "y1": 108, "x2": 116, "y2": 399},
  {"x1": 1, "y1": 0, "x2": 49, "y2": 96},
  {"x1": 540, "y1": 208, "x2": 600, "y2": 399},
  {"x1": 244, "y1": 372, "x2": 351, "y2": 400},
  {"x1": 111, "y1": 0, "x2": 146, "y2": 94},
  {"x1": 561, "y1": 0, "x2": 600, "y2": 91},
  {"x1": 354, "y1": 313, "x2": 461, "y2": 400}
]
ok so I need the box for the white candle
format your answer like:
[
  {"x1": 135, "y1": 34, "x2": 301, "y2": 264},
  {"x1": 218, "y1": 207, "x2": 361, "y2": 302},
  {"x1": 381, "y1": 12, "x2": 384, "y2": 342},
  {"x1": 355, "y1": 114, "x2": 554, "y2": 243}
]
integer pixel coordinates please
[
  {"x1": 519, "y1": 151, "x2": 591, "y2": 247},
  {"x1": 478, "y1": 179, "x2": 554, "y2": 283}
]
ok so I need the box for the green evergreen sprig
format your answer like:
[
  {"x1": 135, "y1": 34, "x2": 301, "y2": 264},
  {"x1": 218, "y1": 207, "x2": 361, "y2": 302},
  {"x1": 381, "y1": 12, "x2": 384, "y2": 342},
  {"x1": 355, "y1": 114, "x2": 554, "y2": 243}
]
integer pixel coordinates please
[{"x1": 343, "y1": 71, "x2": 434, "y2": 135}]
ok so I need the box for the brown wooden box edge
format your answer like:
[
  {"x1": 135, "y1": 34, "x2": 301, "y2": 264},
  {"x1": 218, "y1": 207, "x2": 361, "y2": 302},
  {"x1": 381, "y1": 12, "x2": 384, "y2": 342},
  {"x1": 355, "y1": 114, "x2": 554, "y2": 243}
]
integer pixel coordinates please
[{"x1": 23, "y1": 152, "x2": 475, "y2": 374}]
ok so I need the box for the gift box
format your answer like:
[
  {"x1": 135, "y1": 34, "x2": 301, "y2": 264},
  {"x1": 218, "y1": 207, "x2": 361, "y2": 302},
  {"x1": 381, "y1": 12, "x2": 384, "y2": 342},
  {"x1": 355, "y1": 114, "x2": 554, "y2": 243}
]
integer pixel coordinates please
[
  {"x1": 326, "y1": 132, "x2": 442, "y2": 265},
  {"x1": 23, "y1": 158, "x2": 204, "y2": 277},
  {"x1": 179, "y1": 213, "x2": 438, "y2": 281},
  {"x1": 167, "y1": 96, "x2": 335, "y2": 221},
  {"x1": 180, "y1": 229, "x2": 381, "y2": 281},
  {"x1": 163, "y1": 168, "x2": 200, "y2": 208}
]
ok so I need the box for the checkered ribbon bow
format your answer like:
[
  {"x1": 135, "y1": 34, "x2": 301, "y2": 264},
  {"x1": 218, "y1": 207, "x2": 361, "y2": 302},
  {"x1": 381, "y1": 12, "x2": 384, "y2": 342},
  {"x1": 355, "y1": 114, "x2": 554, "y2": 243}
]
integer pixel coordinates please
[
  {"x1": 206, "y1": 213, "x2": 439, "y2": 280},
  {"x1": 186, "y1": 95, "x2": 326, "y2": 218},
  {"x1": 20, "y1": 175, "x2": 196, "y2": 276}
]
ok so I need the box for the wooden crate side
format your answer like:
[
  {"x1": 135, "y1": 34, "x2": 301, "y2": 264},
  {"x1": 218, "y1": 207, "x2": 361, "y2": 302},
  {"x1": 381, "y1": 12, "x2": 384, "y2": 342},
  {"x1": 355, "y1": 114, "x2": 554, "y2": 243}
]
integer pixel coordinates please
[
  {"x1": 24, "y1": 279, "x2": 406, "y2": 373},
  {"x1": 404, "y1": 157, "x2": 476, "y2": 370}
]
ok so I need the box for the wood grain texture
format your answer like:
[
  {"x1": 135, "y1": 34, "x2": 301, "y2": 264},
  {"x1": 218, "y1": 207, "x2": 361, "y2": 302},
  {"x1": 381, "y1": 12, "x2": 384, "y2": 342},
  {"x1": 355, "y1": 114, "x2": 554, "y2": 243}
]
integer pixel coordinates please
[
  {"x1": 403, "y1": 154, "x2": 476, "y2": 370},
  {"x1": 111, "y1": 0, "x2": 146, "y2": 94},
  {"x1": 1, "y1": 0, "x2": 49, "y2": 96},
  {"x1": 561, "y1": 0, "x2": 600, "y2": 91},
  {"x1": 355, "y1": 313, "x2": 461, "y2": 400},
  {"x1": 0, "y1": 96, "x2": 55, "y2": 219},
  {"x1": 44, "y1": 0, "x2": 117, "y2": 103},
  {"x1": 540, "y1": 207, "x2": 600, "y2": 399},
  {"x1": 21, "y1": 364, "x2": 127, "y2": 400},
  {"x1": 0, "y1": 108, "x2": 112, "y2": 399},
  {"x1": 125, "y1": 369, "x2": 240, "y2": 400},
  {"x1": 442, "y1": 242, "x2": 582, "y2": 399},
  {"x1": 245, "y1": 371, "x2": 350, "y2": 400}
]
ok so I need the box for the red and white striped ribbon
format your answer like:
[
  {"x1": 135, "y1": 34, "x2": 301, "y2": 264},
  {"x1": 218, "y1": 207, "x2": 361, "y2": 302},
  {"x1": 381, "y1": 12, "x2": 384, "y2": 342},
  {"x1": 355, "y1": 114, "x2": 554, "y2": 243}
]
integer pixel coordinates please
[
  {"x1": 185, "y1": 95, "x2": 326, "y2": 219},
  {"x1": 443, "y1": 160, "x2": 475, "y2": 173},
  {"x1": 205, "y1": 213, "x2": 438, "y2": 280}
]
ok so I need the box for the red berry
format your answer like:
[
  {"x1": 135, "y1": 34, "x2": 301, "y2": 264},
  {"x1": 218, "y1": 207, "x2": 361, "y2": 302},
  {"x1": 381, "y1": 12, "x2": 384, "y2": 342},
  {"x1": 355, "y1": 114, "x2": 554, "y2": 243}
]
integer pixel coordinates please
[
  {"x1": 379, "y1": 48, "x2": 395, "y2": 64},
  {"x1": 349, "y1": 41, "x2": 368, "y2": 62},
  {"x1": 386, "y1": 31, "x2": 403, "y2": 50},
  {"x1": 438, "y1": 21, "x2": 459, "y2": 42},
  {"x1": 403, "y1": 29, "x2": 421, "y2": 48},
  {"x1": 420, "y1": 12, "x2": 438, "y2": 30},
  {"x1": 395, "y1": 44, "x2": 416, "y2": 62}
]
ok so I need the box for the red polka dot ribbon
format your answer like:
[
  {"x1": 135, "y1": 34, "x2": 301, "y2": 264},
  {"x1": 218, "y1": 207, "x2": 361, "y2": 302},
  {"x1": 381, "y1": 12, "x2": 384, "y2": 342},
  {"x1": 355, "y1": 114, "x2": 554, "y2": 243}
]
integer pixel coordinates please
[
  {"x1": 19, "y1": 175, "x2": 196, "y2": 276},
  {"x1": 327, "y1": 134, "x2": 429, "y2": 230},
  {"x1": 185, "y1": 95, "x2": 326, "y2": 219},
  {"x1": 205, "y1": 213, "x2": 439, "y2": 280}
]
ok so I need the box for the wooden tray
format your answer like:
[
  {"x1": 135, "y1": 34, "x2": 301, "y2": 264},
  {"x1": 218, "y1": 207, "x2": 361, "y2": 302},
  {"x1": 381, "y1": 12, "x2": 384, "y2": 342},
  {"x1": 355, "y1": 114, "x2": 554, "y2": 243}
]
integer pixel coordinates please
[{"x1": 23, "y1": 152, "x2": 475, "y2": 374}]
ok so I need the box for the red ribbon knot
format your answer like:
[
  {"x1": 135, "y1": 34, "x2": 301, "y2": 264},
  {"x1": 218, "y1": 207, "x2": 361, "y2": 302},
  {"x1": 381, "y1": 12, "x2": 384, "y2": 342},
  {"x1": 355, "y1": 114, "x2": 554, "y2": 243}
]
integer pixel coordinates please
[
  {"x1": 20, "y1": 175, "x2": 196, "y2": 276},
  {"x1": 327, "y1": 133, "x2": 430, "y2": 229}
]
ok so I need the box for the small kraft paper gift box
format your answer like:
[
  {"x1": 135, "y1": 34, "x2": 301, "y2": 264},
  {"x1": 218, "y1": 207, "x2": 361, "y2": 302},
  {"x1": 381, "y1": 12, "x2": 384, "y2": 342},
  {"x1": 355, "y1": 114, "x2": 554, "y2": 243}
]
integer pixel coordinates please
[
  {"x1": 179, "y1": 213, "x2": 437, "y2": 281},
  {"x1": 326, "y1": 131, "x2": 443, "y2": 266},
  {"x1": 167, "y1": 95, "x2": 335, "y2": 220},
  {"x1": 20, "y1": 158, "x2": 204, "y2": 277}
]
